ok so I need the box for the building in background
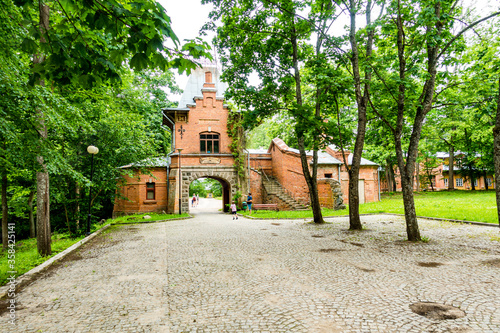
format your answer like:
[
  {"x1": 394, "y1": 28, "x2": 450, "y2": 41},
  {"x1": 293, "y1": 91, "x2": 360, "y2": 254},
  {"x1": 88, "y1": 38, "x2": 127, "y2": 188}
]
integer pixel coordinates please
[
  {"x1": 112, "y1": 66, "x2": 380, "y2": 216},
  {"x1": 381, "y1": 152, "x2": 495, "y2": 192}
]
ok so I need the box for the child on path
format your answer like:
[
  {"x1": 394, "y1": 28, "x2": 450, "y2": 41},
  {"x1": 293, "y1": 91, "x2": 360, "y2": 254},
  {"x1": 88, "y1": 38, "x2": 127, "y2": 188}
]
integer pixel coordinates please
[{"x1": 230, "y1": 202, "x2": 238, "y2": 220}]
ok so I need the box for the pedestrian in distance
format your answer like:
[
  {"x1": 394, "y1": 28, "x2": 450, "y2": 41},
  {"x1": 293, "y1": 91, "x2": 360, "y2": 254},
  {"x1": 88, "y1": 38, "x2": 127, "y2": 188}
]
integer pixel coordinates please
[
  {"x1": 192, "y1": 194, "x2": 197, "y2": 207},
  {"x1": 230, "y1": 202, "x2": 238, "y2": 220},
  {"x1": 247, "y1": 192, "x2": 252, "y2": 215}
]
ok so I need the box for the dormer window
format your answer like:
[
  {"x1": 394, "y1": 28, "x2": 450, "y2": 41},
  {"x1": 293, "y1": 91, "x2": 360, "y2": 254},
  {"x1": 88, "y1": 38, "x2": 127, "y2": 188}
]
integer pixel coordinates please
[{"x1": 200, "y1": 132, "x2": 219, "y2": 153}]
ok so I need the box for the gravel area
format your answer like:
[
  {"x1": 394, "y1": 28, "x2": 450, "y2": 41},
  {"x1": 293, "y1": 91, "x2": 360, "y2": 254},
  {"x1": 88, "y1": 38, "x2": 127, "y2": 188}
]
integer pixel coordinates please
[{"x1": 1, "y1": 198, "x2": 500, "y2": 332}]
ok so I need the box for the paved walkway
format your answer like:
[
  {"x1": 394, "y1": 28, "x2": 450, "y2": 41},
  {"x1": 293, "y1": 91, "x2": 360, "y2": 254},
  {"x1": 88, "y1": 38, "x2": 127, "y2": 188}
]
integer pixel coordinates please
[{"x1": 2, "y1": 198, "x2": 500, "y2": 332}]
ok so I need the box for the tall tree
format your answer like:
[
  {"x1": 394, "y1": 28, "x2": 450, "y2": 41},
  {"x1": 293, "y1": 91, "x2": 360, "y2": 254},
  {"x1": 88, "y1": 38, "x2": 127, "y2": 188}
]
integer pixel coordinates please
[
  {"x1": 338, "y1": 0, "x2": 377, "y2": 230},
  {"x1": 370, "y1": 0, "x2": 499, "y2": 240},
  {"x1": 14, "y1": 0, "x2": 211, "y2": 255}
]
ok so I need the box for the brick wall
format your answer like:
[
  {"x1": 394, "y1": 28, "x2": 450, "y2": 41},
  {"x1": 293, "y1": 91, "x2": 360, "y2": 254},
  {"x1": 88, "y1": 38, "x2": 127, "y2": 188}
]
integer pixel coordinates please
[
  {"x1": 249, "y1": 152, "x2": 272, "y2": 205},
  {"x1": 172, "y1": 77, "x2": 231, "y2": 156},
  {"x1": 269, "y1": 141, "x2": 310, "y2": 205},
  {"x1": 113, "y1": 168, "x2": 169, "y2": 217},
  {"x1": 260, "y1": 139, "x2": 379, "y2": 207}
]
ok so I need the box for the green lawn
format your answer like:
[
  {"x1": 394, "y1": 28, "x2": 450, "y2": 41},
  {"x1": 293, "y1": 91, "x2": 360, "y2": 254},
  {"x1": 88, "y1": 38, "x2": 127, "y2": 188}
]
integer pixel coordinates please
[
  {"x1": 109, "y1": 212, "x2": 190, "y2": 224},
  {"x1": 0, "y1": 233, "x2": 86, "y2": 286},
  {"x1": 240, "y1": 190, "x2": 499, "y2": 224}
]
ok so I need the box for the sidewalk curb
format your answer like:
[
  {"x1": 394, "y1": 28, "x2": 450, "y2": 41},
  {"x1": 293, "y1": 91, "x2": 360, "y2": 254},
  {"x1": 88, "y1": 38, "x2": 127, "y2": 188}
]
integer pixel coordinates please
[
  {"x1": 111, "y1": 214, "x2": 193, "y2": 225},
  {"x1": 239, "y1": 212, "x2": 498, "y2": 227},
  {"x1": 0, "y1": 224, "x2": 111, "y2": 299}
]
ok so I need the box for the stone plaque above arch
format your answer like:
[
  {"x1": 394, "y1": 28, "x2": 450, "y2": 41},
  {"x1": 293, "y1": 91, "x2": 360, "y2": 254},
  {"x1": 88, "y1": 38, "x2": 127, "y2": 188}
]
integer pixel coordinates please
[{"x1": 200, "y1": 157, "x2": 221, "y2": 164}]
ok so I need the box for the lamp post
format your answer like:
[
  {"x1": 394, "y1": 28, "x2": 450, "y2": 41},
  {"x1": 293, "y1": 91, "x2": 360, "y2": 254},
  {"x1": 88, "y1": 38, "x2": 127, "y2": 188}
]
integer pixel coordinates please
[
  {"x1": 177, "y1": 148, "x2": 183, "y2": 215},
  {"x1": 86, "y1": 145, "x2": 99, "y2": 235}
]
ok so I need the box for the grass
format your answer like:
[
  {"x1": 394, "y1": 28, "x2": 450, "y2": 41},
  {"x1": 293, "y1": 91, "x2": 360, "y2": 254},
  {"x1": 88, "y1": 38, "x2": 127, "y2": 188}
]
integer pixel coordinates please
[
  {"x1": 109, "y1": 212, "x2": 190, "y2": 224},
  {"x1": 240, "y1": 190, "x2": 499, "y2": 224},
  {"x1": 0, "y1": 233, "x2": 86, "y2": 287}
]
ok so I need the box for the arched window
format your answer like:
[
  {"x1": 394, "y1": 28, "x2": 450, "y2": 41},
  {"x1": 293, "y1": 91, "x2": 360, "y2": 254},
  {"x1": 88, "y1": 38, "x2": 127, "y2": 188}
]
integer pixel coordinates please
[{"x1": 200, "y1": 132, "x2": 220, "y2": 153}]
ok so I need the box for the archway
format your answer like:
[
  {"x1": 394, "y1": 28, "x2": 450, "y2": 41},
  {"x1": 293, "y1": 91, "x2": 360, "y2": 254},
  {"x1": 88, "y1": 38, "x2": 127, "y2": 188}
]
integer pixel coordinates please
[
  {"x1": 180, "y1": 167, "x2": 239, "y2": 214},
  {"x1": 188, "y1": 177, "x2": 230, "y2": 212}
]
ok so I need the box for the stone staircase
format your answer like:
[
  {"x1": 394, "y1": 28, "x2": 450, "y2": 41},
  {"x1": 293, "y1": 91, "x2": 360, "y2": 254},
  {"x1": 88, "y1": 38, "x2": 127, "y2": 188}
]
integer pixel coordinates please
[{"x1": 262, "y1": 176, "x2": 309, "y2": 211}]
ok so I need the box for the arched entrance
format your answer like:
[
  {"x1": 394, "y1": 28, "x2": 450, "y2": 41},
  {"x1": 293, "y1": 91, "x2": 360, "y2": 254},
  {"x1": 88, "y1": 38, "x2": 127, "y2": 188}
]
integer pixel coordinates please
[
  {"x1": 188, "y1": 176, "x2": 231, "y2": 212},
  {"x1": 180, "y1": 166, "x2": 239, "y2": 213}
]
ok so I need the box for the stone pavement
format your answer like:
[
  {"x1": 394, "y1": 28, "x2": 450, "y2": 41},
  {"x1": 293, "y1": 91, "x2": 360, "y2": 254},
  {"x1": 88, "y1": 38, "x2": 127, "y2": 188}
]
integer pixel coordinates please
[{"x1": 2, "y1": 198, "x2": 500, "y2": 332}]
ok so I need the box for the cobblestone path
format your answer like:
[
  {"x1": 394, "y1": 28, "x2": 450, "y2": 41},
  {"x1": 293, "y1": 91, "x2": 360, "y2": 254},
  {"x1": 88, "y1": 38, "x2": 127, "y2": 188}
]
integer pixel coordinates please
[{"x1": 2, "y1": 199, "x2": 500, "y2": 332}]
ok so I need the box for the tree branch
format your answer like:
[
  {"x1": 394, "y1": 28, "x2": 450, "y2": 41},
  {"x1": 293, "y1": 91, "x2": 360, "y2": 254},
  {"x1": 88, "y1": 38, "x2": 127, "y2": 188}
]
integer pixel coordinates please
[
  {"x1": 438, "y1": 11, "x2": 500, "y2": 60},
  {"x1": 367, "y1": 93, "x2": 396, "y2": 134}
]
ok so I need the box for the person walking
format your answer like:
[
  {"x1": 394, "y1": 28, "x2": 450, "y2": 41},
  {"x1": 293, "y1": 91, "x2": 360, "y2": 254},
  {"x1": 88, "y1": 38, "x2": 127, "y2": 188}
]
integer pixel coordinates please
[
  {"x1": 230, "y1": 202, "x2": 238, "y2": 220},
  {"x1": 246, "y1": 192, "x2": 252, "y2": 215},
  {"x1": 192, "y1": 194, "x2": 197, "y2": 207}
]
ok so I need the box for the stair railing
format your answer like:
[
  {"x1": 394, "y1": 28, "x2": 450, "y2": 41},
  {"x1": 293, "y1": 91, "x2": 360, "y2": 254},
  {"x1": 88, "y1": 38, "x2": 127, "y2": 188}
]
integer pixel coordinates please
[
  {"x1": 260, "y1": 168, "x2": 307, "y2": 207},
  {"x1": 261, "y1": 168, "x2": 270, "y2": 182}
]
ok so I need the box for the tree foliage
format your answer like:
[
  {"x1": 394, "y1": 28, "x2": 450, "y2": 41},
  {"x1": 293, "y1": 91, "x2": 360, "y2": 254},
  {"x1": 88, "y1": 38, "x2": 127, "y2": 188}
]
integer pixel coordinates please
[{"x1": 0, "y1": 0, "x2": 211, "y2": 253}]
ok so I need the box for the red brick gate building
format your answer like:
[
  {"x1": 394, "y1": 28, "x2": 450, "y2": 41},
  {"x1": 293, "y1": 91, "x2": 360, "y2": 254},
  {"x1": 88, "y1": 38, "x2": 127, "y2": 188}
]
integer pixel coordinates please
[{"x1": 113, "y1": 66, "x2": 379, "y2": 216}]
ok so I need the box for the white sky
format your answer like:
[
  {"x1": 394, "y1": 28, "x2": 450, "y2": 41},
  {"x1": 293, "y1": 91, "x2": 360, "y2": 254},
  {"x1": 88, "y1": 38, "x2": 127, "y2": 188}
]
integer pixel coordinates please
[
  {"x1": 158, "y1": 0, "x2": 215, "y2": 101},
  {"x1": 158, "y1": 0, "x2": 498, "y2": 103}
]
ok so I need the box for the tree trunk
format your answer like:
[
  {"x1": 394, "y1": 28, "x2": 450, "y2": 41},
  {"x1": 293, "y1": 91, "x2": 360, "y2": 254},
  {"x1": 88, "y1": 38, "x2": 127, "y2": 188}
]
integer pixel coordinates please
[
  {"x1": 493, "y1": 76, "x2": 500, "y2": 228},
  {"x1": 1, "y1": 172, "x2": 7, "y2": 250},
  {"x1": 347, "y1": 0, "x2": 374, "y2": 230},
  {"x1": 385, "y1": 164, "x2": 392, "y2": 191},
  {"x1": 75, "y1": 184, "x2": 80, "y2": 230},
  {"x1": 395, "y1": 136, "x2": 422, "y2": 241},
  {"x1": 390, "y1": 166, "x2": 397, "y2": 191},
  {"x1": 400, "y1": 171, "x2": 421, "y2": 240},
  {"x1": 36, "y1": 169, "x2": 51, "y2": 256},
  {"x1": 35, "y1": 3, "x2": 51, "y2": 256},
  {"x1": 448, "y1": 144, "x2": 455, "y2": 190},
  {"x1": 415, "y1": 159, "x2": 420, "y2": 191},
  {"x1": 484, "y1": 171, "x2": 488, "y2": 191},
  {"x1": 469, "y1": 163, "x2": 475, "y2": 190},
  {"x1": 464, "y1": 128, "x2": 475, "y2": 191},
  {"x1": 297, "y1": 138, "x2": 323, "y2": 222},
  {"x1": 63, "y1": 203, "x2": 71, "y2": 234},
  {"x1": 28, "y1": 190, "x2": 35, "y2": 238},
  {"x1": 390, "y1": 0, "x2": 443, "y2": 242},
  {"x1": 289, "y1": 17, "x2": 323, "y2": 223},
  {"x1": 428, "y1": 172, "x2": 434, "y2": 191}
]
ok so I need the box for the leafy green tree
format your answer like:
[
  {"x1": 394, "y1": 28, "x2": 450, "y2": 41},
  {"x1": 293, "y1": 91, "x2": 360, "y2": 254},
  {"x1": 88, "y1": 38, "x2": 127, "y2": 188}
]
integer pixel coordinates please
[
  {"x1": 204, "y1": 178, "x2": 222, "y2": 197},
  {"x1": 189, "y1": 180, "x2": 208, "y2": 197},
  {"x1": 364, "y1": 121, "x2": 400, "y2": 192},
  {"x1": 458, "y1": 25, "x2": 498, "y2": 195},
  {"x1": 10, "y1": 0, "x2": 211, "y2": 255},
  {"x1": 369, "y1": 0, "x2": 499, "y2": 241}
]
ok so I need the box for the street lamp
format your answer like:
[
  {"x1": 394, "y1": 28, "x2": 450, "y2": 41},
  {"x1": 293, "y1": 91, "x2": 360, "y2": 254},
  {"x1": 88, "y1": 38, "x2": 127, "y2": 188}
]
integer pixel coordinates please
[
  {"x1": 177, "y1": 148, "x2": 183, "y2": 215},
  {"x1": 87, "y1": 145, "x2": 99, "y2": 235}
]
